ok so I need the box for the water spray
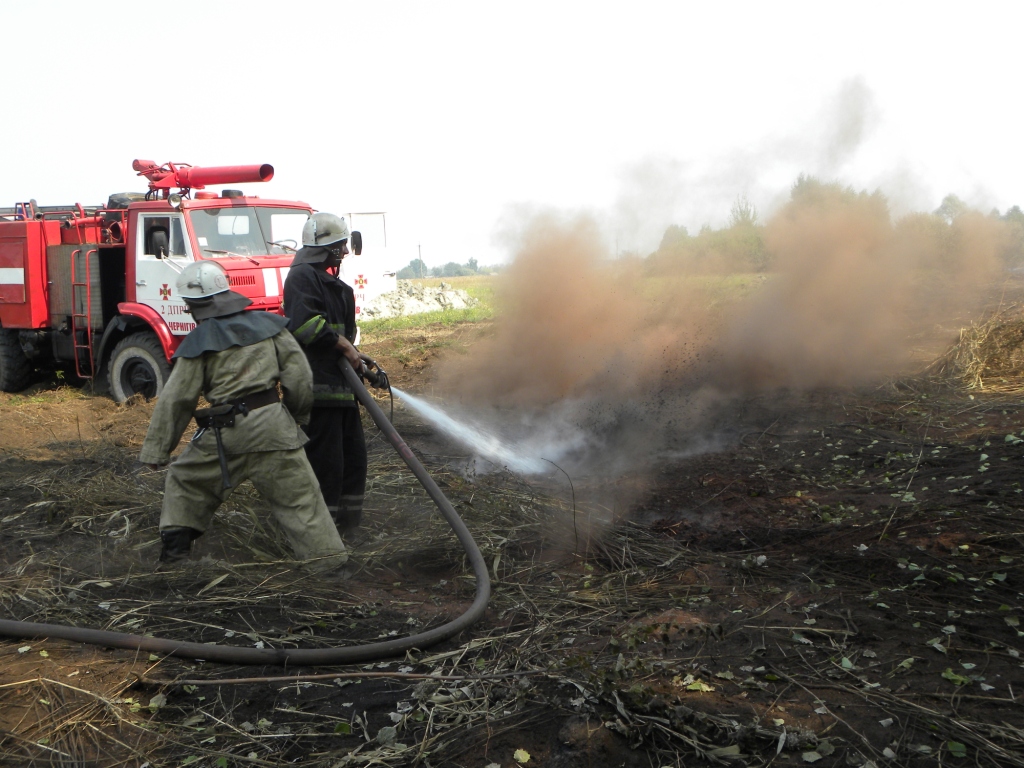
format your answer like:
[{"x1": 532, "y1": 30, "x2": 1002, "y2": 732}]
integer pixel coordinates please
[{"x1": 391, "y1": 387, "x2": 551, "y2": 474}]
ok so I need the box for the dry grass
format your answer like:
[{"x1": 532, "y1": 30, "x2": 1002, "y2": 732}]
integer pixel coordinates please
[{"x1": 925, "y1": 303, "x2": 1024, "y2": 393}]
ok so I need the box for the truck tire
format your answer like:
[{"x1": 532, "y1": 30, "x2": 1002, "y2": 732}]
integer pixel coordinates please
[
  {"x1": 0, "y1": 330, "x2": 33, "y2": 392},
  {"x1": 109, "y1": 332, "x2": 172, "y2": 402}
]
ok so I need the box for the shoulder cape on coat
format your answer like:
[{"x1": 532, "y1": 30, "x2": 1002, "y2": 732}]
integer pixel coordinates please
[{"x1": 173, "y1": 311, "x2": 289, "y2": 359}]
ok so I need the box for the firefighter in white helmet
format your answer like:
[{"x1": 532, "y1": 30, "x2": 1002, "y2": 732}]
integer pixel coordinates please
[
  {"x1": 138, "y1": 259, "x2": 347, "y2": 569},
  {"x1": 284, "y1": 212, "x2": 374, "y2": 540}
]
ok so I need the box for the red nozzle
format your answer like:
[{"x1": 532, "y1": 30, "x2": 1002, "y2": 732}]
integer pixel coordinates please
[{"x1": 132, "y1": 160, "x2": 274, "y2": 191}]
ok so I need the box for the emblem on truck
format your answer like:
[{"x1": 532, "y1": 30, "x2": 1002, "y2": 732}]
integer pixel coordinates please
[
  {"x1": 355, "y1": 274, "x2": 367, "y2": 288},
  {"x1": 159, "y1": 284, "x2": 171, "y2": 300}
]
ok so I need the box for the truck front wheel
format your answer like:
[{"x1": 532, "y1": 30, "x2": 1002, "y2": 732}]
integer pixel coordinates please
[
  {"x1": 0, "y1": 329, "x2": 33, "y2": 392},
  {"x1": 109, "y1": 332, "x2": 171, "y2": 402}
]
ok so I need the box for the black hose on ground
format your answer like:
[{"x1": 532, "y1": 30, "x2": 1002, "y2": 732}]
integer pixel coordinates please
[{"x1": 0, "y1": 360, "x2": 491, "y2": 666}]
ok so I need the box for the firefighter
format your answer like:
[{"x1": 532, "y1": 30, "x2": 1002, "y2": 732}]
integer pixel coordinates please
[
  {"x1": 138, "y1": 260, "x2": 347, "y2": 569},
  {"x1": 283, "y1": 212, "x2": 372, "y2": 540}
]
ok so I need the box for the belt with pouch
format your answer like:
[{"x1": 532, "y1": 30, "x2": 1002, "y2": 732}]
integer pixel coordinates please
[
  {"x1": 192, "y1": 386, "x2": 280, "y2": 489},
  {"x1": 193, "y1": 387, "x2": 280, "y2": 429}
]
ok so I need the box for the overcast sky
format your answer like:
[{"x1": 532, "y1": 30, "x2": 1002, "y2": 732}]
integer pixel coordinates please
[{"x1": 2, "y1": 1, "x2": 1022, "y2": 267}]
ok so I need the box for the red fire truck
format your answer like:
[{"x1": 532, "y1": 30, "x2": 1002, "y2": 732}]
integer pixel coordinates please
[{"x1": 0, "y1": 160, "x2": 352, "y2": 402}]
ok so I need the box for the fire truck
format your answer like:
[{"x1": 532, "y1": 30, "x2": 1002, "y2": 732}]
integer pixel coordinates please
[{"x1": 0, "y1": 160, "x2": 367, "y2": 402}]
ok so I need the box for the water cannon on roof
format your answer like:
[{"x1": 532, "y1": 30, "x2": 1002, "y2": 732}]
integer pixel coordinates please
[{"x1": 132, "y1": 159, "x2": 274, "y2": 199}]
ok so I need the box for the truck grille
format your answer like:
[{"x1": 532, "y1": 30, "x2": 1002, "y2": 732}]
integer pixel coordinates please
[{"x1": 227, "y1": 274, "x2": 257, "y2": 286}]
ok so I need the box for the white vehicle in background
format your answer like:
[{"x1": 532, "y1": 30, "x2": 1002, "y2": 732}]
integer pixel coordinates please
[{"x1": 338, "y1": 212, "x2": 397, "y2": 320}]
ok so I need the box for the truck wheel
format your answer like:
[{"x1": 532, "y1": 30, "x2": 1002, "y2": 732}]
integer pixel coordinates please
[
  {"x1": 109, "y1": 332, "x2": 171, "y2": 402},
  {"x1": 0, "y1": 329, "x2": 33, "y2": 392}
]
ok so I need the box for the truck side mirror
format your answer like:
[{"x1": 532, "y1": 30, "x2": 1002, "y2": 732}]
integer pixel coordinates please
[{"x1": 351, "y1": 230, "x2": 362, "y2": 256}]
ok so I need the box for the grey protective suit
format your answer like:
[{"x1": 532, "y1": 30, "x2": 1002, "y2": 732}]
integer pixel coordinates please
[{"x1": 138, "y1": 314, "x2": 346, "y2": 568}]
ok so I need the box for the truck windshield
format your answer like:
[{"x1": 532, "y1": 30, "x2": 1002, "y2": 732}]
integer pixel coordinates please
[{"x1": 188, "y1": 207, "x2": 309, "y2": 257}]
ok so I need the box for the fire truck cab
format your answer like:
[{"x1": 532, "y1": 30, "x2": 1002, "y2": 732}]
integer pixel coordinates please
[{"x1": 0, "y1": 160, "x2": 333, "y2": 401}]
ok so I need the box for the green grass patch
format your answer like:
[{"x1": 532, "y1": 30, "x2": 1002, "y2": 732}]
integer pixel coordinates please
[
  {"x1": 360, "y1": 276, "x2": 498, "y2": 335},
  {"x1": 360, "y1": 304, "x2": 493, "y2": 335}
]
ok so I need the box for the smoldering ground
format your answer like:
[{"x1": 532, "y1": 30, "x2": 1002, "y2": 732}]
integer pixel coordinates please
[{"x1": 425, "y1": 188, "x2": 1014, "y2": 490}]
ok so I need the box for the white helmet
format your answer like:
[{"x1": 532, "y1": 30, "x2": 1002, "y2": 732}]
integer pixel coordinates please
[
  {"x1": 176, "y1": 260, "x2": 230, "y2": 299},
  {"x1": 301, "y1": 212, "x2": 350, "y2": 248}
]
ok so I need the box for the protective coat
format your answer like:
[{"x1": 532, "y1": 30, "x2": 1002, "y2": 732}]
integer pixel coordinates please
[
  {"x1": 139, "y1": 312, "x2": 346, "y2": 566},
  {"x1": 283, "y1": 262, "x2": 357, "y2": 407}
]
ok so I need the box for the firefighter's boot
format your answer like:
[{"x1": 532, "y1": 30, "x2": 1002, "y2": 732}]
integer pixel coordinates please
[{"x1": 159, "y1": 526, "x2": 202, "y2": 563}]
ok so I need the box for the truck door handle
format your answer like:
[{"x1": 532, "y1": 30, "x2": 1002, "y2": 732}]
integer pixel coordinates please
[{"x1": 136, "y1": 280, "x2": 147, "y2": 286}]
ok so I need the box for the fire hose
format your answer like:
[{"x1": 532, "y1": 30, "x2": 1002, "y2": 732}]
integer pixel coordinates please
[{"x1": 0, "y1": 359, "x2": 491, "y2": 666}]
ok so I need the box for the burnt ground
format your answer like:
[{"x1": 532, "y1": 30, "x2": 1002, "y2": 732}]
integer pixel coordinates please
[{"x1": 0, "y1": 341, "x2": 1023, "y2": 767}]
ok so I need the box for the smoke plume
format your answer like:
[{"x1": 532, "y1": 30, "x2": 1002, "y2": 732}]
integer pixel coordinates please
[{"x1": 432, "y1": 185, "x2": 1012, "y2": 479}]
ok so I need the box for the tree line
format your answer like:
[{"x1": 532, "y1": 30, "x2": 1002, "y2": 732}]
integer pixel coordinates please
[
  {"x1": 653, "y1": 175, "x2": 1024, "y2": 273},
  {"x1": 396, "y1": 256, "x2": 498, "y2": 279}
]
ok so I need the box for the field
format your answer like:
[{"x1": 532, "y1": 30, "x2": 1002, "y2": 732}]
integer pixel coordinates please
[{"x1": 2, "y1": 276, "x2": 1024, "y2": 767}]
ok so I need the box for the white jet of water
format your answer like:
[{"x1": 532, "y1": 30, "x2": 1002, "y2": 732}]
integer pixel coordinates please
[{"x1": 392, "y1": 387, "x2": 550, "y2": 474}]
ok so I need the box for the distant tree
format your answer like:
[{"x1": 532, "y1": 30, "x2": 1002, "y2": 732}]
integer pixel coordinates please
[
  {"x1": 467, "y1": 257, "x2": 479, "y2": 273},
  {"x1": 1003, "y1": 205, "x2": 1024, "y2": 226},
  {"x1": 935, "y1": 194, "x2": 969, "y2": 223},
  {"x1": 729, "y1": 196, "x2": 758, "y2": 228},
  {"x1": 431, "y1": 262, "x2": 475, "y2": 278},
  {"x1": 397, "y1": 258, "x2": 429, "y2": 279},
  {"x1": 658, "y1": 224, "x2": 689, "y2": 251}
]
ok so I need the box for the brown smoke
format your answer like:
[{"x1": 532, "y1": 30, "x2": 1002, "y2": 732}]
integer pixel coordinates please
[
  {"x1": 716, "y1": 195, "x2": 1008, "y2": 391},
  {"x1": 438, "y1": 211, "x2": 713, "y2": 404},
  {"x1": 440, "y1": 185, "x2": 1012, "y2": 407}
]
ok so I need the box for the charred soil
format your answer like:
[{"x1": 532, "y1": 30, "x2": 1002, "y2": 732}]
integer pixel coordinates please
[{"x1": 1, "y1": 329, "x2": 1023, "y2": 767}]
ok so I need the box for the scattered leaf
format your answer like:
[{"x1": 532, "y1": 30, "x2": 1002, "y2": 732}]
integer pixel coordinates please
[
  {"x1": 514, "y1": 748, "x2": 532, "y2": 763},
  {"x1": 1006, "y1": 616, "x2": 1020, "y2": 628},
  {"x1": 942, "y1": 668, "x2": 971, "y2": 686},
  {"x1": 947, "y1": 741, "x2": 967, "y2": 758},
  {"x1": 17, "y1": 646, "x2": 30, "y2": 654},
  {"x1": 686, "y1": 678, "x2": 714, "y2": 692},
  {"x1": 802, "y1": 752, "x2": 822, "y2": 763},
  {"x1": 38, "y1": 650, "x2": 49, "y2": 658},
  {"x1": 147, "y1": 693, "x2": 167, "y2": 712}
]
